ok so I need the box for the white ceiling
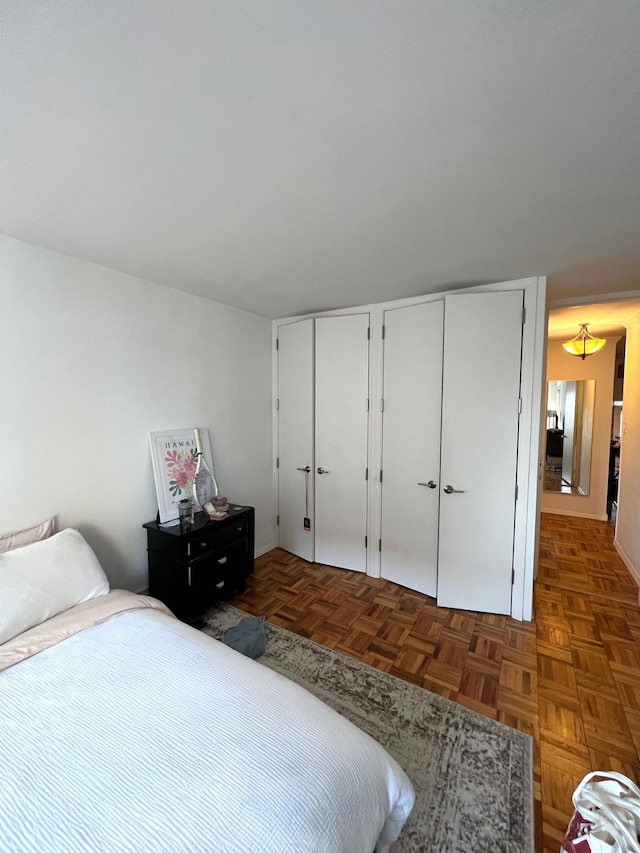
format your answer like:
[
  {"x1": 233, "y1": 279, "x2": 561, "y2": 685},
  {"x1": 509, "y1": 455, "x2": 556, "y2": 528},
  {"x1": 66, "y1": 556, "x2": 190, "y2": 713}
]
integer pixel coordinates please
[
  {"x1": 548, "y1": 299, "x2": 640, "y2": 339},
  {"x1": 2, "y1": 1, "x2": 640, "y2": 318}
]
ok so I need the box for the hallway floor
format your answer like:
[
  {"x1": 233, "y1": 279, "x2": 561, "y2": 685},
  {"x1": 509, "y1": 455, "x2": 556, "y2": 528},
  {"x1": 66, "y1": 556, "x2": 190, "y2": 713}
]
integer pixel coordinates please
[{"x1": 229, "y1": 513, "x2": 640, "y2": 853}]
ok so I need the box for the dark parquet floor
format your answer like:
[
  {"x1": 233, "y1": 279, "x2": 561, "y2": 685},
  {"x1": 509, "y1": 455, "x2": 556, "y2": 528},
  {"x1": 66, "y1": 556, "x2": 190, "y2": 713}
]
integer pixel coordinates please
[{"x1": 227, "y1": 512, "x2": 640, "y2": 853}]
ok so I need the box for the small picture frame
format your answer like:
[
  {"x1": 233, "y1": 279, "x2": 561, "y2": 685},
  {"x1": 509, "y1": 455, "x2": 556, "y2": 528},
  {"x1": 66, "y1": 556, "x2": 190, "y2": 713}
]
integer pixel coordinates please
[
  {"x1": 149, "y1": 428, "x2": 215, "y2": 522},
  {"x1": 202, "y1": 500, "x2": 228, "y2": 521}
]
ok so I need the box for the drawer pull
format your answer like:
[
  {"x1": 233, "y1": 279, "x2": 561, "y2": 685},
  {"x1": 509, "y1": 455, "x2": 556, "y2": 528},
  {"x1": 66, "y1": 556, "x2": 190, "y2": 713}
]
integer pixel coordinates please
[
  {"x1": 187, "y1": 566, "x2": 191, "y2": 587},
  {"x1": 236, "y1": 525, "x2": 243, "y2": 533},
  {"x1": 215, "y1": 580, "x2": 225, "y2": 589},
  {"x1": 200, "y1": 542, "x2": 207, "y2": 548},
  {"x1": 217, "y1": 556, "x2": 228, "y2": 565}
]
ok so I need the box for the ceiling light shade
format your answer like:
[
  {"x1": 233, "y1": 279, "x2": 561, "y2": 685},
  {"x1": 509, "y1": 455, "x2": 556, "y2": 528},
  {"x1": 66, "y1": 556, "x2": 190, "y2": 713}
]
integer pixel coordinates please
[{"x1": 561, "y1": 323, "x2": 606, "y2": 360}]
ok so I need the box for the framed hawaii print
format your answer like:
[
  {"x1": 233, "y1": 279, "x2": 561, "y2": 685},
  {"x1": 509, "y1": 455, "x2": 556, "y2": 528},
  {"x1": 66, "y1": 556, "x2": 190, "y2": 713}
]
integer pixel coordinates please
[{"x1": 149, "y1": 428, "x2": 214, "y2": 522}]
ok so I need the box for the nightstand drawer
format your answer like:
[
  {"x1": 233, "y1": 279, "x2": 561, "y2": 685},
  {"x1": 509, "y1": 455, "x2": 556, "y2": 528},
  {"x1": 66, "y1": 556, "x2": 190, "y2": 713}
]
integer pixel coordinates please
[
  {"x1": 189, "y1": 517, "x2": 248, "y2": 558},
  {"x1": 188, "y1": 539, "x2": 247, "y2": 589}
]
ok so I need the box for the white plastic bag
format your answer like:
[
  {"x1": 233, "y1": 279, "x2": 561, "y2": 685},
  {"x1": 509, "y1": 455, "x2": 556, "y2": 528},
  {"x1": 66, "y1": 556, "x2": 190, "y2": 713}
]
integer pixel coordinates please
[{"x1": 562, "y1": 772, "x2": 640, "y2": 853}]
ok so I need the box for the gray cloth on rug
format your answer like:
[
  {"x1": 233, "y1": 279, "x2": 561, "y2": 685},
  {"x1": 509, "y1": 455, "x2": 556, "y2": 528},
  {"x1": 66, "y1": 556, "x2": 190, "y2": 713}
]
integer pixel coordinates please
[{"x1": 222, "y1": 615, "x2": 267, "y2": 659}]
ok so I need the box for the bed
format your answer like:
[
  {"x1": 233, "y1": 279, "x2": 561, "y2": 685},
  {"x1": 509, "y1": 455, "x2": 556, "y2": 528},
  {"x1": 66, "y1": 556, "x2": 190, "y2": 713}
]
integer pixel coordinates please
[{"x1": 0, "y1": 527, "x2": 414, "y2": 852}]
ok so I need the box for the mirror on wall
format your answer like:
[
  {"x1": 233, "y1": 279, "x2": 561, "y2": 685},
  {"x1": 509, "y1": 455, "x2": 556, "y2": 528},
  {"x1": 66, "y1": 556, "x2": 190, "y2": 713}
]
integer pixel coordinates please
[{"x1": 544, "y1": 379, "x2": 596, "y2": 495}]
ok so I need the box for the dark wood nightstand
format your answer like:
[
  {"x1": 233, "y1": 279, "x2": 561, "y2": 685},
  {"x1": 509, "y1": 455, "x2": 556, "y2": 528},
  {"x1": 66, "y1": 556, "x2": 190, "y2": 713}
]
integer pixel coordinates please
[{"x1": 143, "y1": 505, "x2": 254, "y2": 620}]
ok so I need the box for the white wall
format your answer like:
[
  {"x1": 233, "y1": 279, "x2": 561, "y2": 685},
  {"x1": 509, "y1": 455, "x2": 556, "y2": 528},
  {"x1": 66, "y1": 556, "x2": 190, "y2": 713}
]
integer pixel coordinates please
[
  {"x1": 541, "y1": 336, "x2": 617, "y2": 520},
  {"x1": 615, "y1": 317, "x2": 640, "y2": 585},
  {"x1": 0, "y1": 236, "x2": 275, "y2": 590}
]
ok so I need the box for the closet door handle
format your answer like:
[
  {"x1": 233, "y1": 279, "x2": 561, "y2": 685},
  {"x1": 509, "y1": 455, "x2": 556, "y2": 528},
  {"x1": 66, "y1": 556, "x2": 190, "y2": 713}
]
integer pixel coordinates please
[
  {"x1": 418, "y1": 481, "x2": 437, "y2": 489},
  {"x1": 317, "y1": 467, "x2": 330, "y2": 474},
  {"x1": 297, "y1": 466, "x2": 311, "y2": 472},
  {"x1": 443, "y1": 484, "x2": 465, "y2": 494}
]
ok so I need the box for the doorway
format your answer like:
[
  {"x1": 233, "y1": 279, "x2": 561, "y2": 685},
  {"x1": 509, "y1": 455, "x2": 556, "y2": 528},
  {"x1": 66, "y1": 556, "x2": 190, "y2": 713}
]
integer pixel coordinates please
[{"x1": 543, "y1": 296, "x2": 640, "y2": 531}]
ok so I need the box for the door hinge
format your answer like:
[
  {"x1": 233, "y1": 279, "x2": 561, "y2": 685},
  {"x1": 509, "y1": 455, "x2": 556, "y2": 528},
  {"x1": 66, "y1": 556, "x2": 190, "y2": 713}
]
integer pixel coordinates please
[
  {"x1": 515, "y1": 483, "x2": 518, "y2": 500},
  {"x1": 378, "y1": 538, "x2": 382, "y2": 552},
  {"x1": 365, "y1": 467, "x2": 369, "y2": 480},
  {"x1": 277, "y1": 515, "x2": 280, "y2": 526},
  {"x1": 518, "y1": 397, "x2": 523, "y2": 414},
  {"x1": 511, "y1": 568, "x2": 515, "y2": 585},
  {"x1": 365, "y1": 535, "x2": 368, "y2": 548},
  {"x1": 380, "y1": 469, "x2": 383, "y2": 483},
  {"x1": 276, "y1": 457, "x2": 279, "y2": 469},
  {"x1": 522, "y1": 307, "x2": 526, "y2": 325},
  {"x1": 276, "y1": 398, "x2": 279, "y2": 410},
  {"x1": 367, "y1": 327, "x2": 370, "y2": 340},
  {"x1": 366, "y1": 398, "x2": 370, "y2": 411},
  {"x1": 382, "y1": 324, "x2": 385, "y2": 339},
  {"x1": 276, "y1": 338, "x2": 279, "y2": 350},
  {"x1": 380, "y1": 398, "x2": 384, "y2": 412}
]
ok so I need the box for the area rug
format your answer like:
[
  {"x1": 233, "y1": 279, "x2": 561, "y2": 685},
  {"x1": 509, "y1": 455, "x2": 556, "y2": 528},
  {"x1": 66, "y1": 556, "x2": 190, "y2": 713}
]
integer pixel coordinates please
[{"x1": 199, "y1": 603, "x2": 534, "y2": 853}]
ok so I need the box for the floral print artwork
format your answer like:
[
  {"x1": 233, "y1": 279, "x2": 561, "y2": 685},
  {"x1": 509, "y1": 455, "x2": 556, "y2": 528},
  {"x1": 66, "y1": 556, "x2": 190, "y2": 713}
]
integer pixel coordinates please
[
  {"x1": 150, "y1": 429, "x2": 213, "y2": 522},
  {"x1": 165, "y1": 447, "x2": 198, "y2": 496}
]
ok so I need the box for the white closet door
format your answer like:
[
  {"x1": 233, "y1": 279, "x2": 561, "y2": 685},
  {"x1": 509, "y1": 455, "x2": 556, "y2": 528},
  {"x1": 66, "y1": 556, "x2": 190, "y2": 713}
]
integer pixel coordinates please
[
  {"x1": 315, "y1": 314, "x2": 369, "y2": 572},
  {"x1": 437, "y1": 290, "x2": 523, "y2": 614},
  {"x1": 380, "y1": 301, "x2": 444, "y2": 596},
  {"x1": 277, "y1": 319, "x2": 314, "y2": 562}
]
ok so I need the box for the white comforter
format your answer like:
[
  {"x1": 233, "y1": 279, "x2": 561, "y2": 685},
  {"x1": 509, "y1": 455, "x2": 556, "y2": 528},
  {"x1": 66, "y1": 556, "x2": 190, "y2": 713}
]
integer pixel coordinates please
[{"x1": 0, "y1": 608, "x2": 414, "y2": 852}]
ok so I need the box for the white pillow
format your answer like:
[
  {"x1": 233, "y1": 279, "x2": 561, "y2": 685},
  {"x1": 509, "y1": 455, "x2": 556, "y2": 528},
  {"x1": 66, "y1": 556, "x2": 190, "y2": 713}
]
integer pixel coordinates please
[{"x1": 0, "y1": 528, "x2": 110, "y2": 645}]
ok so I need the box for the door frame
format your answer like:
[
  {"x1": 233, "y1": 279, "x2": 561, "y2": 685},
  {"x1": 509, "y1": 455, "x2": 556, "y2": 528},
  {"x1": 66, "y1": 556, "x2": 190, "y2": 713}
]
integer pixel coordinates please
[{"x1": 273, "y1": 276, "x2": 547, "y2": 620}]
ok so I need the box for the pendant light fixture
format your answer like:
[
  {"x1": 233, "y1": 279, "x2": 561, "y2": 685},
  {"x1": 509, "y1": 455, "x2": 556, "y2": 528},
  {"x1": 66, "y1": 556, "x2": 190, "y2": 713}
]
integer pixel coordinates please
[{"x1": 561, "y1": 323, "x2": 606, "y2": 360}]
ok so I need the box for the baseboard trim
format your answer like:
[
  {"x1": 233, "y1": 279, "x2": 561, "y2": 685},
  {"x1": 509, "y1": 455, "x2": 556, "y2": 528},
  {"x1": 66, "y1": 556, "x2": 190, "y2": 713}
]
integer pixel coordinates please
[
  {"x1": 540, "y1": 508, "x2": 608, "y2": 521},
  {"x1": 614, "y1": 538, "x2": 640, "y2": 595}
]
